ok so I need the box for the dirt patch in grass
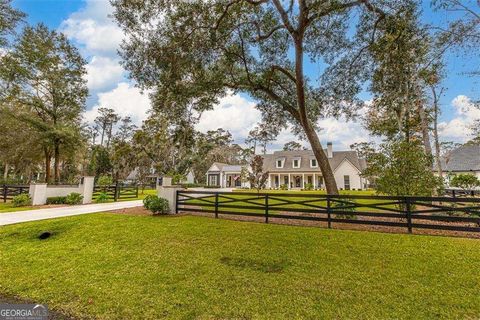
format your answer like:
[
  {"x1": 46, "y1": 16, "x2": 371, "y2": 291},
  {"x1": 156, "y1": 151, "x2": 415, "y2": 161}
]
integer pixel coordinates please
[
  {"x1": 107, "y1": 206, "x2": 152, "y2": 216},
  {"x1": 107, "y1": 206, "x2": 188, "y2": 217},
  {"x1": 106, "y1": 206, "x2": 480, "y2": 239},
  {"x1": 0, "y1": 294, "x2": 76, "y2": 319}
]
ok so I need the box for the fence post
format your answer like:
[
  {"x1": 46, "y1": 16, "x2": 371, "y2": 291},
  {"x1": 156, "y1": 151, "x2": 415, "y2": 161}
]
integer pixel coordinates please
[
  {"x1": 265, "y1": 194, "x2": 269, "y2": 223},
  {"x1": 327, "y1": 195, "x2": 332, "y2": 229},
  {"x1": 214, "y1": 193, "x2": 219, "y2": 219},
  {"x1": 405, "y1": 197, "x2": 412, "y2": 234},
  {"x1": 135, "y1": 184, "x2": 139, "y2": 198},
  {"x1": 114, "y1": 181, "x2": 119, "y2": 202},
  {"x1": 175, "y1": 190, "x2": 179, "y2": 214},
  {"x1": 2, "y1": 185, "x2": 6, "y2": 203}
]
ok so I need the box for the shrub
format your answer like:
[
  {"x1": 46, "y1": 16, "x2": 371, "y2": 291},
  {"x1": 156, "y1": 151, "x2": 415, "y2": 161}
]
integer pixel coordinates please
[
  {"x1": 97, "y1": 175, "x2": 113, "y2": 187},
  {"x1": 46, "y1": 196, "x2": 67, "y2": 204},
  {"x1": 65, "y1": 192, "x2": 83, "y2": 205},
  {"x1": 303, "y1": 183, "x2": 314, "y2": 191},
  {"x1": 450, "y1": 174, "x2": 480, "y2": 191},
  {"x1": 12, "y1": 194, "x2": 32, "y2": 207},
  {"x1": 332, "y1": 201, "x2": 356, "y2": 220},
  {"x1": 279, "y1": 184, "x2": 288, "y2": 190},
  {"x1": 143, "y1": 195, "x2": 170, "y2": 215},
  {"x1": 95, "y1": 192, "x2": 110, "y2": 203}
]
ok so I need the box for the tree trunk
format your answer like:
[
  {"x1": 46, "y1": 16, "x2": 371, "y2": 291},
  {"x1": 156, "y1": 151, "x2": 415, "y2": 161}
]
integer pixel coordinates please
[
  {"x1": 54, "y1": 143, "x2": 60, "y2": 183},
  {"x1": 431, "y1": 86, "x2": 443, "y2": 177},
  {"x1": 292, "y1": 28, "x2": 338, "y2": 194},
  {"x1": 303, "y1": 121, "x2": 339, "y2": 194},
  {"x1": 100, "y1": 126, "x2": 105, "y2": 146},
  {"x1": 44, "y1": 148, "x2": 51, "y2": 183},
  {"x1": 3, "y1": 162, "x2": 8, "y2": 180},
  {"x1": 418, "y1": 103, "x2": 433, "y2": 158}
]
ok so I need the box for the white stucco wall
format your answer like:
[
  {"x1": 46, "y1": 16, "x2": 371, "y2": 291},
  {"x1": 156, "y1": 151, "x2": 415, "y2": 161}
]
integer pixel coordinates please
[
  {"x1": 45, "y1": 185, "x2": 82, "y2": 198},
  {"x1": 333, "y1": 159, "x2": 363, "y2": 190}
]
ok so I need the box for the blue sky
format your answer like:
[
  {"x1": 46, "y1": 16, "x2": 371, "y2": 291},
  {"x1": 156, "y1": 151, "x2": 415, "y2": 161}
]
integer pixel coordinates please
[{"x1": 10, "y1": 0, "x2": 480, "y2": 150}]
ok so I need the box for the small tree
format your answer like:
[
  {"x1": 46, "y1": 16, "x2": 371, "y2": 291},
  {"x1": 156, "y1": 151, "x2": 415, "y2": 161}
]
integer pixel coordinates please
[
  {"x1": 248, "y1": 156, "x2": 269, "y2": 194},
  {"x1": 240, "y1": 166, "x2": 249, "y2": 188},
  {"x1": 363, "y1": 140, "x2": 443, "y2": 196},
  {"x1": 450, "y1": 174, "x2": 480, "y2": 191}
]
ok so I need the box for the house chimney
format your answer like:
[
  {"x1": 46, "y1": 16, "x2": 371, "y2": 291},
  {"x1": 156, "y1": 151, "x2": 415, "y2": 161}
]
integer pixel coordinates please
[{"x1": 327, "y1": 142, "x2": 333, "y2": 158}]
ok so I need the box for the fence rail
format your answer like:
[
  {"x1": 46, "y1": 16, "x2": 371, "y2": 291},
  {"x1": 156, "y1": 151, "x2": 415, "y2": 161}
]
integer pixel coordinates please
[
  {"x1": 176, "y1": 191, "x2": 480, "y2": 234},
  {"x1": 1, "y1": 185, "x2": 30, "y2": 202},
  {"x1": 444, "y1": 189, "x2": 480, "y2": 198},
  {"x1": 92, "y1": 183, "x2": 139, "y2": 202}
]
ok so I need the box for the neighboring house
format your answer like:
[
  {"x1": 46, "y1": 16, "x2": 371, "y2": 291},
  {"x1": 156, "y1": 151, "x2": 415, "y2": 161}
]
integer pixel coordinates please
[
  {"x1": 437, "y1": 143, "x2": 480, "y2": 183},
  {"x1": 206, "y1": 163, "x2": 246, "y2": 188},
  {"x1": 206, "y1": 142, "x2": 368, "y2": 190}
]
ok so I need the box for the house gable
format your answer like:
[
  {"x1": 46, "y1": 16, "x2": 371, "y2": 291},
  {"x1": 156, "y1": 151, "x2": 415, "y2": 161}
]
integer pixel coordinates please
[{"x1": 333, "y1": 157, "x2": 362, "y2": 174}]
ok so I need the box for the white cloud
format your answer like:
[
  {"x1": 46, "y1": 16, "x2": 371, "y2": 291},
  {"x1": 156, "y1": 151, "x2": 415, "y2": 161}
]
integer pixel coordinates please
[
  {"x1": 196, "y1": 93, "x2": 261, "y2": 141},
  {"x1": 60, "y1": 0, "x2": 123, "y2": 56},
  {"x1": 269, "y1": 117, "x2": 374, "y2": 152},
  {"x1": 84, "y1": 82, "x2": 151, "y2": 125},
  {"x1": 438, "y1": 95, "x2": 480, "y2": 142},
  {"x1": 85, "y1": 56, "x2": 124, "y2": 91}
]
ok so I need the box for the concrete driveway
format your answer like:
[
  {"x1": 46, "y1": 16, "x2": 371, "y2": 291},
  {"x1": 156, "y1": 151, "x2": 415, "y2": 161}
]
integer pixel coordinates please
[{"x1": 0, "y1": 200, "x2": 143, "y2": 226}]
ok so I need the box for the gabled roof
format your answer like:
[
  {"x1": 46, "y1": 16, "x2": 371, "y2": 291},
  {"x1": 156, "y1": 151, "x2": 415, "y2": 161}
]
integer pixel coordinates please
[
  {"x1": 262, "y1": 149, "x2": 366, "y2": 173},
  {"x1": 440, "y1": 143, "x2": 480, "y2": 172},
  {"x1": 207, "y1": 162, "x2": 228, "y2": 172}
]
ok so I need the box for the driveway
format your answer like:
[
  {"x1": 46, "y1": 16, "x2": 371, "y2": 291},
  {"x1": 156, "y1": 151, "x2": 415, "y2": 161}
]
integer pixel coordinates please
[{"x1": 0, "y1": 200, "x2": 143, "y2": 226}]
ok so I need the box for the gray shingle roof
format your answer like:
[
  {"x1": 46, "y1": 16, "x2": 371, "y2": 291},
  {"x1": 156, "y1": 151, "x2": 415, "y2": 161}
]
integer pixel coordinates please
[
  {"x1": 261, "y1": 149, "x2": 366, "y2": 173},
  {"x1": 440, "y1": 143, "x2": 480, "y2": 172}
]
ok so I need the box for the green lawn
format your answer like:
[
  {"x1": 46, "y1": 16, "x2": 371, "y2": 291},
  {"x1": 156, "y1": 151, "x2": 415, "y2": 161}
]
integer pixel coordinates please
[
  {"x1": 0, "y1": 202, "x2": 36, "y2": 213},
  {"x1": 184, "y1": 189, "x2": 394, "y2": 214},
  {"x1": 0, "y1": 214, "x2": 479, "y2": 319}
]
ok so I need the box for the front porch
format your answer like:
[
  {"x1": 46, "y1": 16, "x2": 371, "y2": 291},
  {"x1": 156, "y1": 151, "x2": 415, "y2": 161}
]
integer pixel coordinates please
[{"x1": 268, "y1": 173, "x2": 324, "y2": 190}]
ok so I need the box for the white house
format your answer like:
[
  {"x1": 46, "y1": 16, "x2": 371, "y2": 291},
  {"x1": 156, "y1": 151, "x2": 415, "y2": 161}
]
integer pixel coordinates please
[
  {"x1": 436, "y1": 143, "x2": 480, "y2": 184},
  {"x1": 206, "y1": 142, "x2": 368, "y2": 190}
]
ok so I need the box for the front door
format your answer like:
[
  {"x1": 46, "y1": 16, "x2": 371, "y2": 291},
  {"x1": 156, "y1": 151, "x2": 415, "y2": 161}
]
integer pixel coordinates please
[{"x1": 295, "y1": 176, "x2": 301, "y2": 188}]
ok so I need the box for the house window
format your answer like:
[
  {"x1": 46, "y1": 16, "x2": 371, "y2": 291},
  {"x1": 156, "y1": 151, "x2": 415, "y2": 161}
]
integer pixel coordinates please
[
  {"x1": 276, "y1": 159, "x2": 284, "y2": 168},
  {"x1": 209, "y1": 174, "x2": 218, "y2": 186},
  {"x1": 293, "y1": 158, "x2": 301, "y2": 168},
  {"x1": 310, "y1": 159, "x2": 317, "y2": 168},
  {"x1": 344, "y1": 175, "x2": 350, "y2": 190}
]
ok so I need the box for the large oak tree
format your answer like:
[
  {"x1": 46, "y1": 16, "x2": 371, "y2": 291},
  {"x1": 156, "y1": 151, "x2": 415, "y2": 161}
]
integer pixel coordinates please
[
  {"x1": 112, "y1": 0, "x2": 406, "y2": 194},
  {"x1": 0, "y1": 24, "x2": 88, "y2": 183}
]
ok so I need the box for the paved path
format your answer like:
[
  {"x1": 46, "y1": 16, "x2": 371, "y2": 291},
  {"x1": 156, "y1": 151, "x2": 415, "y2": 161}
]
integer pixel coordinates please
[{"x1": 0, "y1": 200, "x2": 143, "y2": 226}]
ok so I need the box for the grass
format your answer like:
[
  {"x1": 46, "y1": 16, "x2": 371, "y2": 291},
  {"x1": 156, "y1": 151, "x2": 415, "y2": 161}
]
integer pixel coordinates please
[
  {"x1": 0, "y1": 202, "x2": 36, "y2": 213},
  {"x1": 184, "y1": 189, "x2": 394, "y2": 214},
  {"x1": 0, "y1": 214, "x2": 479, "y2": 319}
]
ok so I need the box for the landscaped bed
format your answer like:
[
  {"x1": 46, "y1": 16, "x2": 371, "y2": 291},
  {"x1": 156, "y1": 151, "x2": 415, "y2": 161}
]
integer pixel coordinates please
[{"x1": 0, "y1": 214, "x2": 479, "y2": 319}]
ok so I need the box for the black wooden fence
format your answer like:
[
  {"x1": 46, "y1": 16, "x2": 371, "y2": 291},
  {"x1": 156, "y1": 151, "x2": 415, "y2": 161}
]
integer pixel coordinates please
[
  {"x1": 176, "y1": 191, "x2": 480, "y2": 234},
  {"x1": 92, "y1": 183, "x2": 139, "y2": 202},
  {"x1": 444, "y1": 188, "x2": 480, "y2": 198},
  {"x1": 1, "y1": 185, "x2": 29, "y2": 202}
]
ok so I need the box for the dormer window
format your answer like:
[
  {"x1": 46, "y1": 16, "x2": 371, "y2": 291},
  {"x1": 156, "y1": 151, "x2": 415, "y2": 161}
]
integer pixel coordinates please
[
  {"x1": 276, "y1": 158, "x2": 285, "y2": 168},
  {"x1": 310, "y1": 158, "x2": 318, "y2": 168},
  {"x1": 292, "y1": 157, "x2": 301, "y2": 168}
]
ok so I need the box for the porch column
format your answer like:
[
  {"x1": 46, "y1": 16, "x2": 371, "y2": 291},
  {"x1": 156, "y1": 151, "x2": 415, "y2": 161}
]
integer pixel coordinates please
[
  {"x1": 302, "y1": 173, "x2": 305, "y2": 189},
  {"x1": 313, "y1": 173, "x2": 316, "y2": 189},
  {"x1": 288, "y1": 173, "x2": 291, "y2": 190},
  {"x1": 268, "y1": 174, "x2": 271, "y2": 188}
]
